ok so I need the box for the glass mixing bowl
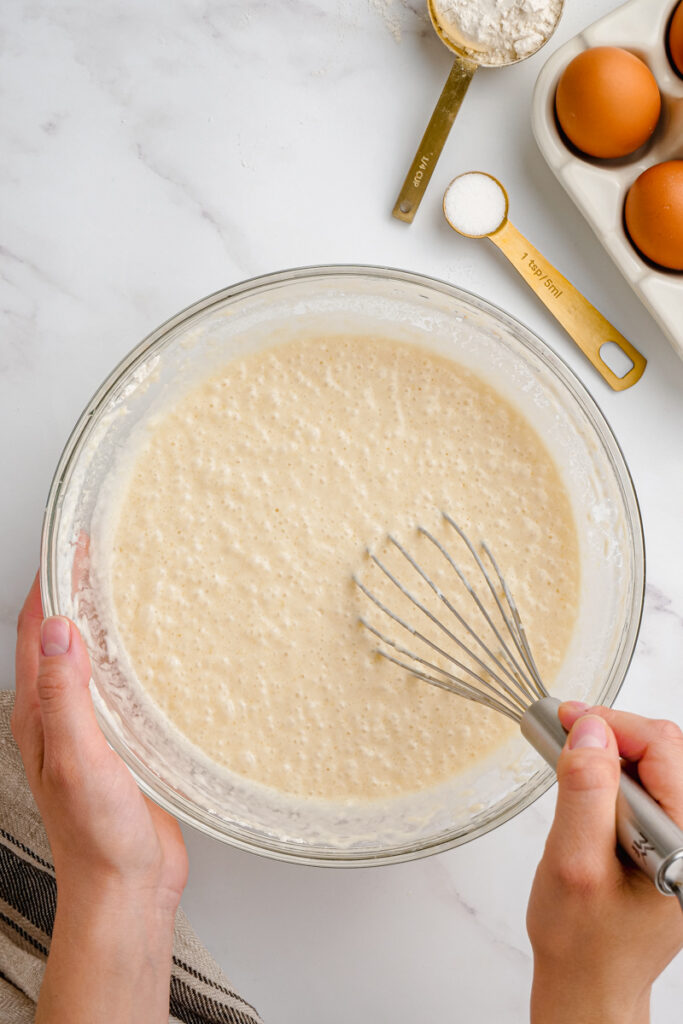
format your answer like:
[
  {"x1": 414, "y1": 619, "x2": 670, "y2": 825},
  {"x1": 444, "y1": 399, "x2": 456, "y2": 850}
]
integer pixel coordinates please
[{"x1": 41, "y1": 266, "x2": 644, "y2": 866}]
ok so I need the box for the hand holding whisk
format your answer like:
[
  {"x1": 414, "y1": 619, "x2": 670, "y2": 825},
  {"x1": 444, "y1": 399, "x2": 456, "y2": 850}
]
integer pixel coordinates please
[{"x1": 354, "y1": 512, "x2": 683, "y2": 910}]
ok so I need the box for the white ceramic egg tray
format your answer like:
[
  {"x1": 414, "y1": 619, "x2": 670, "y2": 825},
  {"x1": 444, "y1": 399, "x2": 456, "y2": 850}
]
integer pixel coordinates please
[{"x1": 532, "y1": 0, "x2": 683, "y2": 360}]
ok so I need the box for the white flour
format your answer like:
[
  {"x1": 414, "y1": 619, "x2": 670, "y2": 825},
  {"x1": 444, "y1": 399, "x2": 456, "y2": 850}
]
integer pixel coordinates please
[{"x1": 432, "y1": 0, "x2": 562, "y2": 64}]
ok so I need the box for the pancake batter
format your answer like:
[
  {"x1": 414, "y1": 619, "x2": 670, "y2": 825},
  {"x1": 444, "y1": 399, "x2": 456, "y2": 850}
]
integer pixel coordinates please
[{"x1": 107, "y1": 334, "x2": 579, "y2": 800}]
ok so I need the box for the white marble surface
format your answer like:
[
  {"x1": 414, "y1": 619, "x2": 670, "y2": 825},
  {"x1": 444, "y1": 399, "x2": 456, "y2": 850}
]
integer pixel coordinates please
[{"x1": 1, "y1": 0, "x2": 682, "y2": 1020}]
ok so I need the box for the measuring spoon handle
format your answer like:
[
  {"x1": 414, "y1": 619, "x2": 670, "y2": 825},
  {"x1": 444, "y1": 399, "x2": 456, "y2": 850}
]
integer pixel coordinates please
[
  {"x1": 392, "y1": 56, "x2": 477, "y2": 224},
  {"x1": 490, "y1": 220, "x2": 646, "y2": 390}
]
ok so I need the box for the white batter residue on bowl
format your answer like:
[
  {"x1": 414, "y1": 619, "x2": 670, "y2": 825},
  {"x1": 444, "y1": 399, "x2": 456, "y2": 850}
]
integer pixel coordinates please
[{"x1": 102, "y1": 333, "x2": 579, "y2": 802}]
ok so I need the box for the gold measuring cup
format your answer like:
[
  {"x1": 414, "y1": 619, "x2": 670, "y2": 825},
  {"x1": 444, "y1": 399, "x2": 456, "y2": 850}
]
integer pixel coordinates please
[
  {"x1": 393, "y1": 0, "x2": 563, "y2": 223},
  {"x1": 443, "y1": 172, "x2": 646, "y2": 391}
]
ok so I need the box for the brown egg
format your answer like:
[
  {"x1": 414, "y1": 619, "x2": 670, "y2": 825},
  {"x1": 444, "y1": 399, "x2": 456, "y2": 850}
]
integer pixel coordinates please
[
  {"x1": 624, "y1": 161, "x2": 683, "y2": 271},
  {"x1": 555, "y1": 47, "x2": 661, "y2": 158},
  {"x1": 669, "y1": 1, "x2": 683, "y2": 75}
]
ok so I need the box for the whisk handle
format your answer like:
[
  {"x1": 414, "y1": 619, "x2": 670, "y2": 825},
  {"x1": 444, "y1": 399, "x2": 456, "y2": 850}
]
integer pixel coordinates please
[
  {"x1": 521, "y1": 697, "x2": 683, "y2": 903},
  {"x1": 519, "y1": 696, "x2": 567, "y2": 768}
]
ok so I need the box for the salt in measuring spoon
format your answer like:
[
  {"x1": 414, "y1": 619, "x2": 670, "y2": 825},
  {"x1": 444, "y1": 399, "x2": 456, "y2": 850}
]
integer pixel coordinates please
[
  {"x1": 443, "y1": 172, "x2": 646, "y2": 390},
  {"x1": 392, "y1": 0, "x2": 563, "y2": 224}
]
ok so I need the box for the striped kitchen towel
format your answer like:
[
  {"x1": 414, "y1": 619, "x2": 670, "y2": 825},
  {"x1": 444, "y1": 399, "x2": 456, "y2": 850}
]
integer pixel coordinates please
[{"x1": 0, "y1": 691, "x2": 263, "y2": 1024}]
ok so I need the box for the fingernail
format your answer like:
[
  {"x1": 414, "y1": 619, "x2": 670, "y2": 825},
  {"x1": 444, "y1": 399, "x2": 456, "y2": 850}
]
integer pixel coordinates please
[
  {"x1": 569, "y1": 716, "x2": 608, "y2": 750},
  {"x1": 41, "y1": 617, "x2": 71, "y2": 657},
  {"x1": 561, "y1": 700, "x2": 589, "y2": 714}
]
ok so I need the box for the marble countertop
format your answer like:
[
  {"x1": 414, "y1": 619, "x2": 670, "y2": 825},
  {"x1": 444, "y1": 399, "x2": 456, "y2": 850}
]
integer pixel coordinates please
[{"x1": 1, "y1": 0, "x2": 682, "y2": 1019}]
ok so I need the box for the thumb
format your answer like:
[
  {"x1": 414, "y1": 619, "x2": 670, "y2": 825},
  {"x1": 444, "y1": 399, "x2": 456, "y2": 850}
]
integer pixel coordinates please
[
  {"x1": 545, "y1": 714, "x2": 622, "y2": 883},
  {"x1": 36, "y1": 616, "x2": 98, "y2": 756}
]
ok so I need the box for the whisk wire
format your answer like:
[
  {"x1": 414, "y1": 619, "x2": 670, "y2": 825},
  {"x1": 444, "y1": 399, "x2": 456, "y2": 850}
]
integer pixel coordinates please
[
  {"x1": 356, "y1": 514, "x2": 548, "y2": 716},
  {"x1": 416, "y1": 526, "x2": 540, "y2": 705},
  {"x1": 359, "y1": 615, "x2": 526, "y2": 721},
  {"x1": 353, "y1": 572, "x2": 526, "y2": 716},
  {"x1": 365, "y1": 633, "x2": 524, "y2": 723},
  {"x1": 479, "y1": 539, "x2": 546, "y2": 696},
  {"x1": 364, "y1": 549, "x2": 531, "y2": 714},
  {"x1": 441, "y1": 513, "x2": 547, "y2": 702}
]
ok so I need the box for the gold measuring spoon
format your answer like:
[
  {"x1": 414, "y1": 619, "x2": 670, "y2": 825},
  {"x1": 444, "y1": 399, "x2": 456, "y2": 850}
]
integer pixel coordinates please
[
  {"x1": 393, "y1": 0, "x2": 564, "y2": 224},
  {"x1": 443, "y1": 172, "x2": 646, "y2": 390}
]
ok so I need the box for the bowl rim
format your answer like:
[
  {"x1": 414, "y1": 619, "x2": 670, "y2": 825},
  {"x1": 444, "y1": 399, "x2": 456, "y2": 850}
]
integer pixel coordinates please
[{"x1": 40, "y1": 263, "x2": 646, "y2": 867}]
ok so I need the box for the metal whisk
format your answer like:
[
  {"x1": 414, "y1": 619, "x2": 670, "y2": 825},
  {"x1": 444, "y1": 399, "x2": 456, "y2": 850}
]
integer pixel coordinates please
[{"x1": 355, "y1": 512, "x2": 683, "y2": 910}]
